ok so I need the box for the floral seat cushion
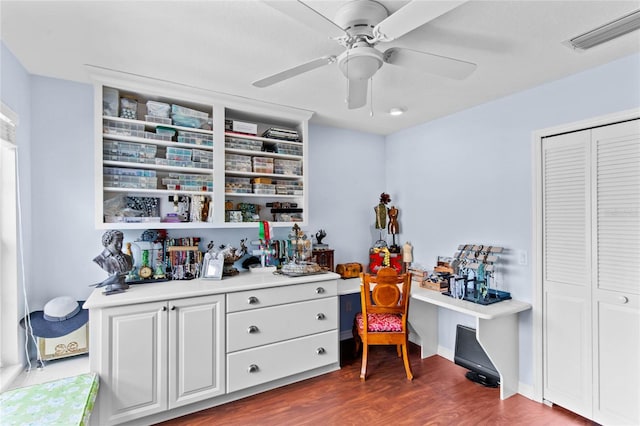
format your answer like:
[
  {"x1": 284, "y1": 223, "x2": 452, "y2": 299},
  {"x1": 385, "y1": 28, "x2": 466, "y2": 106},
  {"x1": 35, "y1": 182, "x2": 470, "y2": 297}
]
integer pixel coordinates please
[{"x1": 356, "y1": 312, "x2": 402, "y2": 332}]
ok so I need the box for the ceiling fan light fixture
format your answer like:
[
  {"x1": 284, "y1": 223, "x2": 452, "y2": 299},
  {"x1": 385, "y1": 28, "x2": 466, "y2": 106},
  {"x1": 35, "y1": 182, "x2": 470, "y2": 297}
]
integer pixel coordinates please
[
  {"x1": 389, "y1": 107, "x2": 405, "y2": 116},
  {"x1": 568, "y1": 9, "x2": 640, "y2": 50},
  {"x1": 338, "y1": 46, "x2": 383, "y2": 80}
]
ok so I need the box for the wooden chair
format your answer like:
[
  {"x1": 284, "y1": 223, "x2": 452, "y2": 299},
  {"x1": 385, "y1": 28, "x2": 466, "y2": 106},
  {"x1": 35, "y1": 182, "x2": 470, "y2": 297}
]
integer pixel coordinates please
[{"x1": 354, "y1": 267, "x2": 413, "y2": 381}]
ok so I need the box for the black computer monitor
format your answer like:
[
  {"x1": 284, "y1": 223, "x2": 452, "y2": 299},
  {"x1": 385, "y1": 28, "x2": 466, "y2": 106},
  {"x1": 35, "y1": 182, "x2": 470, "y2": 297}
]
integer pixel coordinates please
[{"x1": 454, "y1": 324, "x2": 500, "y2": 388}]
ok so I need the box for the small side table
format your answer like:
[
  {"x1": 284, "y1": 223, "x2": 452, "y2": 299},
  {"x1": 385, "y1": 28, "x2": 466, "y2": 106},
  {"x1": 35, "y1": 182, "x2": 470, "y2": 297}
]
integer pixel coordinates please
[{"x1": 312, "y1": 248, "x2": 334, "y2": 272}]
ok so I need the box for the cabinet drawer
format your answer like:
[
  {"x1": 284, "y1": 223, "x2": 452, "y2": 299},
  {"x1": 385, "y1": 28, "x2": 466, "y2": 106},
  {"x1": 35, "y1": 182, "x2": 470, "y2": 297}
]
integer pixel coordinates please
[
  {"x1": 226, "y1": 280, "x2": 337, "y2": 313},
  {"x1": 227, "y1": 297, "x2": 337, "y2": 352},
  {"x1": 227, "y1": 330, "x2": 338, "y2": 393}
]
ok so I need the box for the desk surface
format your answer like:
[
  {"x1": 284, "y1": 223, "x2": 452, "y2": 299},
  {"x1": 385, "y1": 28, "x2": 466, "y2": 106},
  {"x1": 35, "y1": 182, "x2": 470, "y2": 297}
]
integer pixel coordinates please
[{"x1": 337, "y1": 278, "x2": 531, "y2": 319}]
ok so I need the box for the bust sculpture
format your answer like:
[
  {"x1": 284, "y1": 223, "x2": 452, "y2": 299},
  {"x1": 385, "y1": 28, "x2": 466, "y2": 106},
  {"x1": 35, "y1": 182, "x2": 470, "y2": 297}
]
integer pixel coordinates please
[{"x1": 92, "y1": 230, "x2": 133, "y2": 294}]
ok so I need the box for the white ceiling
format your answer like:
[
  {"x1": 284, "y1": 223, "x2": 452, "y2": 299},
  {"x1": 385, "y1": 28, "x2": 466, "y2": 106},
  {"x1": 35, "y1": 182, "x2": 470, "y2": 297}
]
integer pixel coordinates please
[{"x1": 1, "y1": 0, "x2": 639, "y2": 135}]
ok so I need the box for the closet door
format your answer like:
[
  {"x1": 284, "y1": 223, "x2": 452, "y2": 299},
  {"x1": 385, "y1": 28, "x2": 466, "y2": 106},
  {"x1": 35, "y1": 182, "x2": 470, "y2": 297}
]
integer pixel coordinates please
[
  {"x1": 542, "y1": 130, "x2": 593, "y2": 419},
  {"x1": 591, "y1": 120, "x2": 639, "y2": 426}
]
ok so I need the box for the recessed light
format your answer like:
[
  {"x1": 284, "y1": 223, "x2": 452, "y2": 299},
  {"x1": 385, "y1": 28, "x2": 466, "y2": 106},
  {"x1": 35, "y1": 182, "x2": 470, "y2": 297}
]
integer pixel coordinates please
[{"x1": 389, "y1": 107, "x2": 405, "y2": 116}]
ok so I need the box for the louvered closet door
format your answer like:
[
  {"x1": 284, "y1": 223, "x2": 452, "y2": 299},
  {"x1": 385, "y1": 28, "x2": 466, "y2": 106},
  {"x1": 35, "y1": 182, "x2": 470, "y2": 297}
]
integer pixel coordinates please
[
  {"x1": 591, "y1": 120, "x2": 639, "y2": 426},
  {"x1": 542, "y1": 129, "x2": 593, "y2": 419}
]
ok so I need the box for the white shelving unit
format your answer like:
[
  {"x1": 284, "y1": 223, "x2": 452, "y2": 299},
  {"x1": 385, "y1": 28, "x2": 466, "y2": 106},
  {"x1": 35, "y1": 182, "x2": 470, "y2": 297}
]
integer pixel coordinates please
[{"x1": 90, "y1": 67, "x2": 311, "y2": 229}]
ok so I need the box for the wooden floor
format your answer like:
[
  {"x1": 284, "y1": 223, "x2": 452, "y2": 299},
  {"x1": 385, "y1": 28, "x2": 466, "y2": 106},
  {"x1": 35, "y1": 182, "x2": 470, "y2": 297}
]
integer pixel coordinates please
[{"x1": 159, "y1": 341, "x2": 594, "y2": 426}]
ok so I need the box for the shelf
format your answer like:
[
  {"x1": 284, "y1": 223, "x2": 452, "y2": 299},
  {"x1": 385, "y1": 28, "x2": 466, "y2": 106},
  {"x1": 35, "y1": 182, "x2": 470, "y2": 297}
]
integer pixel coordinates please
[{"x1": 93, "y1": 70, "x2": 310, "y2": 229}]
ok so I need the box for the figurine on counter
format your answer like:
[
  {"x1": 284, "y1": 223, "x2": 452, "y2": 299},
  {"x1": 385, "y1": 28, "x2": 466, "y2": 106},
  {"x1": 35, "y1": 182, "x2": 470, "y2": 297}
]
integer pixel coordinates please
[{"x1": 92, "y1": 230, "x2": 134, "y2": 295}]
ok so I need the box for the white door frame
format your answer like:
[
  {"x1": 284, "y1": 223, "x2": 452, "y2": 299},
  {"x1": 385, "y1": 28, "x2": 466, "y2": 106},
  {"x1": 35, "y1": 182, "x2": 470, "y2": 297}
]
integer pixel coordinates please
[{"x1": 531, "y1": 108, "x2": 640, "y2": 403}]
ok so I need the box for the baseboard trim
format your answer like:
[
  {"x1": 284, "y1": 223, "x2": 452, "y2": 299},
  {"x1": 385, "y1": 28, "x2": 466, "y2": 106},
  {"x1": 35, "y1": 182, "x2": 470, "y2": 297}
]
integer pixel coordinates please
[{"x1": 0, "y1": 363, "x2": 24, "y2": 392}]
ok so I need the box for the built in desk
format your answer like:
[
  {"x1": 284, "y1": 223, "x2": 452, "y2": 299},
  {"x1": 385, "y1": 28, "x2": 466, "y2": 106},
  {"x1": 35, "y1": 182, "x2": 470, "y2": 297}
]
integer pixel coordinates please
[{"x1": 338, "y1": 278, "x2": 531, "y2": 400}]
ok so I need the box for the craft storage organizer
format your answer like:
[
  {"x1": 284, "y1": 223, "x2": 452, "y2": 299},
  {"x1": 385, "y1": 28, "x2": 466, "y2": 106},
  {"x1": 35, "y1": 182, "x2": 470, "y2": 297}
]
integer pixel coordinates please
[{"x1": 91, "y1": 67, "x2": 310, "y2": 228}]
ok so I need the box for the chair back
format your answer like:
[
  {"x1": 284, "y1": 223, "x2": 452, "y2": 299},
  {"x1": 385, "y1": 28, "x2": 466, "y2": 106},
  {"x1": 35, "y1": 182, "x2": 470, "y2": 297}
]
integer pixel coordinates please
[{"x1": 360, "y1": 267, "x2": 411, "y2": 318}]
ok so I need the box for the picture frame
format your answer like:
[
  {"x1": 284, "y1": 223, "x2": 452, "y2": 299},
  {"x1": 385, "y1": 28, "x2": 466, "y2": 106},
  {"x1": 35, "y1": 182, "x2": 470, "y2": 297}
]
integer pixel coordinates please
[
  {"x1": 226, "y1": 210, "x2": 243, "y2": 223},
  {"x1": 201, "y1": 253, "x2": 224, "y2": 280}
]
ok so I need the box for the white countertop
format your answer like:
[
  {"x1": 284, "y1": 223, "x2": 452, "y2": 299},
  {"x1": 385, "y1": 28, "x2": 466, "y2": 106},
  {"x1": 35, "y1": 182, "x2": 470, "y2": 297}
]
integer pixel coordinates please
[
  {"x1": 333, "y1": 277, "x2": 531, "y2": 319},
  {"x1": 84, "y1": 271, "x2": 341, "y2": 309}
]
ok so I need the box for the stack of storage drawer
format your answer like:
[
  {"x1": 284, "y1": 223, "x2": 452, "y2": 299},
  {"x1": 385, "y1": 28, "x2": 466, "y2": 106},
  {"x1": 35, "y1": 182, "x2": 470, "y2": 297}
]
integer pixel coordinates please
[
  {"x1": 274, "y1": 159, "x2": 302, "y2": 176},
  {"x1": 252, "y1": 157, "x2": 274, "y2": 174},
  {"x1": 226, "y1": 154, "x2": 252, "y2": 172},
  {"x1": 103, "y1": 167, "x2": 157, "y2": 189},
  {"x1": 225, "y1": 281, "x2": 339, "y2": 393},
  {"x1": 104, "y1": 140, "x2": 156, "y2": 164}
]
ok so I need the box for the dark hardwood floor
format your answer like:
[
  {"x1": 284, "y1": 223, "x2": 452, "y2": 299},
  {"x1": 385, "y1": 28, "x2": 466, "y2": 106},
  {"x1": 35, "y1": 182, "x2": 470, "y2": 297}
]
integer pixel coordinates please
[{"x1": 159, "y1": 341, "x2": 594, "y2": 426}]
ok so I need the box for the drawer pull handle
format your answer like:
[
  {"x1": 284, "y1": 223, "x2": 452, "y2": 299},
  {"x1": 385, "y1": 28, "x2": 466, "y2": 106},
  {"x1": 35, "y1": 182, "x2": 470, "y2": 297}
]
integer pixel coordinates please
[
  {"x1": 315, "y1": 287, "x2": 325, "y2": 294},
  {"x1": 170, "y1": 306, "x2": 176, "y2": 311},
  {"x1": 161, "y1": 306, "x2": 167, "y2": 312},
  {"x1": 248, "y1": 296, "x2": 259, "y2": 305},
  {"x1": 619, "y1": 296, "x2": 629, "y2": 304},
  {"x1": 316, "y1": 313, "x2": 326, "y2": 320},
  {"x1": 247, "y1": 325, "x2": 259, "y2": 334},
  {"x1": 316, "y1": 347, "x2": 326, "y2": 355},
  {"x1": 248, "y1": 364, "x2": 259, "y2": 373}
]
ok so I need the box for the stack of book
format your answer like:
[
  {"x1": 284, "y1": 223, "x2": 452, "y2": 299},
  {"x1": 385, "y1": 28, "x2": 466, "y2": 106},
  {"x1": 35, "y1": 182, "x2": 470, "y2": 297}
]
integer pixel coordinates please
[{"x1": 261, "y1": 127, "x2": 300, "y2": 142}]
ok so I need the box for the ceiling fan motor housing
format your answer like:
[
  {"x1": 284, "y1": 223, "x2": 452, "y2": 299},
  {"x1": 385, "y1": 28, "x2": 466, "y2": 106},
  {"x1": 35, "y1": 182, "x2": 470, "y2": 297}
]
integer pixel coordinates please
[
  {"x1": 334, "y1": 1, "x2": 388, "y2": 81},
  {"x1": 334, "y1": 0, "x2": 388, "y2": 39}
]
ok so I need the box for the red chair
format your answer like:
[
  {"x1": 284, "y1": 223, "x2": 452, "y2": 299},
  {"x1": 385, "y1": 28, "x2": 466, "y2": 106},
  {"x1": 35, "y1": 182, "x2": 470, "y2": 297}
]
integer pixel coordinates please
[{"x1": 354, "y1": 267, "x2": 413, "y2": 381}]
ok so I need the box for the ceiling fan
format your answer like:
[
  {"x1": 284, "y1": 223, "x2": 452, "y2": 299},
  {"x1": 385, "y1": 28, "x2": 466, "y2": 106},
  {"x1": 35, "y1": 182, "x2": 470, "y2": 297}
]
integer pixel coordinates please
[{"x1": 253, "y1": 0, "x2": 477, "y2": 109}]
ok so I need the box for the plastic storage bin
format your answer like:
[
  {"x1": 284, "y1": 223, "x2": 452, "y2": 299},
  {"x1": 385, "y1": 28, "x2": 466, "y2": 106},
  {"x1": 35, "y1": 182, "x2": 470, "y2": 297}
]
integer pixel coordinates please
[
  {"x1": 274, "y1": 158, "x2": 302, "y2": 176},
  {"x1": 103, "y1": 87, "x2": 119, "y2": 117},
  {"x1": 225, "y1": 137, "x2": 263, "y2": 151},
  {"x1": 225, "y1": 177, "x2": 251, "y2": 193},
  {"x1": 252, "y1": 183, "x2": 276, "y2": 195},
  {"x1": 103, "y1": 118, "x2": 145, "y2": 138},
  {"x1": 120, "y1": 97, "x2": 138, "y2": 120},
  {"x1": 145, "y1": 115, "x2": 172, "y2": 125},
  {"x1": 177, "y1": 130, "x2": 213, "y2": 147},
  {"x1": 146, "y1": 100, "x2": 171, "y2": 118},
  {"x1": 275, "y1": 143, "x2": 303, "y2": 156},
  {"x1": 103, "y1": 140, "x2": 157, "y2": 163},
  {"x1": 252, "y1": 157, "x2": 274, "y2": 174},
  {"x1": 225, "y1": 153, "x2": 252, "y2": 172}
]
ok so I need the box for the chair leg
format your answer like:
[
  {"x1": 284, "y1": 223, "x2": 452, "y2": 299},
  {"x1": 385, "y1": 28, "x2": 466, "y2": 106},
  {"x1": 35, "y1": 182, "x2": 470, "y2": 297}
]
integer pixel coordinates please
[
  {"x1": 396, "y1": 344, "x2": 401, "y2": 357},
  {"x1": 401, "y1": 343, "x2": 413, "y2": 381},
  {"x1": 360, "y1": 343, "x2": 368, "y2": 381}
]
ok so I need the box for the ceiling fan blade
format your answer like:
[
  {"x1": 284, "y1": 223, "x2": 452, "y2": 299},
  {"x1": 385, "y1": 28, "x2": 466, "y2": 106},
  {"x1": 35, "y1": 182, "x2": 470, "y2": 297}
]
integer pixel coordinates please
[
  {"x1": 264, "y1": 1, "x2": 348, "y2": 39},
  {"x1": 374, "y1": 0, "x2": 467, "y2": 41},
  {"x1": 384, "y1": 47, "x2": 476, "y2": 80},
  {"x1": 347, "y1": 79, "x2": 368, "y2": 109},
  {"x1": 253, "y1": 56, "x2": 336, "y2": 88}
]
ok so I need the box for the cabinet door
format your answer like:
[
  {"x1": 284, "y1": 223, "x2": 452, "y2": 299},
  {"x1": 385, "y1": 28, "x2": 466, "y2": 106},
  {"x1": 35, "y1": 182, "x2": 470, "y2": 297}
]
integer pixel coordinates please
[
  {"x1": 591, "y1": 120, "x2": 639, "y2": 426},
  {"x1": 542, "y1": 130, "x2": 593, "y2": 418},
  {"x1": 100, "y1": 301, "x2": 168, "y2": 425},
  {"x1": 169, "y1": 295, "x2": 226, "y2": 409}
]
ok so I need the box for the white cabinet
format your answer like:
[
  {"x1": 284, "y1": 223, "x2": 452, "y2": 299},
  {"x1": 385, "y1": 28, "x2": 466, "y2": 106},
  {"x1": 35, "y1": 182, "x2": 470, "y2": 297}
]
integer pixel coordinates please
[
  {"x1": 93, "y1": 295, "x2": 225, "y2": 425},
  {"x1": 226, "y1": 281, "x2": 339, "y2": 393},
  {"x1": 90, "y1": 67, "x2": 311, "y2": 229},
  {"x1": 542, "y1": 119, "x2": 639, "y2": 425},
  {"x1": 86, "y1": 274, "x2": 341, "y2": 425}
]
